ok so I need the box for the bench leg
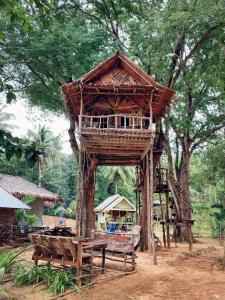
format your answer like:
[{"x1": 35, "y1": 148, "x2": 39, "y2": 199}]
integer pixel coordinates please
[
  {"x1": 123, "y1": 252, "x2": 127, "y2": 271},
  {"x1": 102, "y1": 248, "x2": 106, "y2": 274},
  {"x1": 76, "y1": 266, "x2": 82, "y2": 288},
  {"x1": 131, "y1": 251, "x2": 135, "y2": 271}
]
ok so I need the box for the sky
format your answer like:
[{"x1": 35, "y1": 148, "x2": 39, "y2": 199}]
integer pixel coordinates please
[{"x1": 3, "y1": 98, "x2": 72, "y2": 154}]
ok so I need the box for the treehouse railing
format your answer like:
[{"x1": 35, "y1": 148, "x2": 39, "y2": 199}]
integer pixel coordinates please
[{"x1": 79, "y1": 114, "x2": 155, "y2": 131}]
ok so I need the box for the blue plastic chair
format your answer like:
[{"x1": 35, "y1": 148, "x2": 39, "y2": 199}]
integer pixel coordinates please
[{"x1": 107, "y1": 223, "x2": 116, "y2": 234}]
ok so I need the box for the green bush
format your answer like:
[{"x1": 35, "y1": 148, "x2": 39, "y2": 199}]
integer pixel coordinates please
[{"x1": 13, "y1": 266, "x2": 80, "y2": 296}]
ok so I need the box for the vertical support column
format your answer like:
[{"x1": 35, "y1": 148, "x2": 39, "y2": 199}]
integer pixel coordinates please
[
  {"x1": 140, "y1": 160, "x2": 148, "y2": 251},
  {"x1": 86, "y1": 159, "x2": 97, "y2": 237},
  {"x1": 135, "y1": 165, "x2": 139, "y2": 225},
  {"x1": 146, "y1": 153, "x2": 151, "y2": 253},
  {"x1": 149, "y1": 145, "x2": 157, "y2": 264},
  {"x1": 159, "y1": 191, "x2": 166, "y2": 248},
  {"x1": 76, "y1": 147, "x2": 97, "y2": 238},
  {"x1": 165, "y1": 191, "x2": 171, "y2": 249}
]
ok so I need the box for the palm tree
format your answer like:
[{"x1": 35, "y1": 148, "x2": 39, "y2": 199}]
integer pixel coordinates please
[
  {"x1": 55, "y1": 200, "x2": 76, "y2": 219},
  {"x1": 102, "y1": 166, "x2": 135, "y2": 194},
  {"x1": 26, "y1": 125, "x2": 61, "y2": 187},
  {"x1": 0, "y1": 105, "x2": 17, "y2": 132}
]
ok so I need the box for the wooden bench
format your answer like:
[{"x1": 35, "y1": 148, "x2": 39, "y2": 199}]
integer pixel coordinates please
[
  {"x1": 94, "y1": 232, "x2": 136, "y2": 271},
  {"x1": 29, "y1": 234, "x2": 94, "y2": 287}
]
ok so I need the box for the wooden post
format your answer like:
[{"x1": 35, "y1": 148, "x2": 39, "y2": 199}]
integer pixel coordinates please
[
  {"x1": 146, "y1": 153, "x2": 151, "y2": 253},
  {"x1": 165, "y1": 191, "x2": 171, "y2": 249},
  {"x1": 135, "y1": 168, "x2": 138, "y2": 225},
  {"x1": 86, "y1": 159, "x2": 97, "y2": 237},
  {"x1": 76, "y1": 148, "x2": 84, "y2": 237},
  {"x1": 159, "y1": 192, "x2": 166, "y2": 248},
  {"x1": 149, "y1": 145, "x2": 157, "y2": 264},
  {"x1": 140, "y1": 160, "x2": 148, "y2": 251},
  {"x1": 187, "y1": 222, "x2": 193, "y2": 251}
]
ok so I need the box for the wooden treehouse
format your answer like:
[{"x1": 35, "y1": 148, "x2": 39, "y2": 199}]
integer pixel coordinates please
[{"x1": 61, "y1": 51, "x2": 175, "y2": 254}]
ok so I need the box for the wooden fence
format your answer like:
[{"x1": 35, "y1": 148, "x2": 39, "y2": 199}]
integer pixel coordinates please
[{"x1": 42, "y1": 215, "x2": 76, "y2": 232}]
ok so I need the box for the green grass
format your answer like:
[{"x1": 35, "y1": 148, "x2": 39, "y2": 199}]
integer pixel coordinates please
[
  {"x1": 13, "y1": 266, "x2": 81, "y2": 296},
  {"x1": 0, "y1": 248, "x2": 25, "y2": 280}
]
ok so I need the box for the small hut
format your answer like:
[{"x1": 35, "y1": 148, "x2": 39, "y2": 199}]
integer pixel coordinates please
[
  {"x1": 0, "y1": 187, "x2": 31, "y2": 245},
  {"x1": 95, "y1": 194, "x2": 136, "y2": 229},
  {"x1": 0, "y1": 174, "x2": 63, "y2": 225}
]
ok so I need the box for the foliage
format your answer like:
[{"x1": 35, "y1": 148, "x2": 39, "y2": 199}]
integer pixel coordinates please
[
  {"x1": 190, "y1": 144, "x2": 225, "y2": 237},
  {"x1": 211, "y1": 204, "x2": 225, "y2": 238},
  {"x1": 102, "y1": 166, "x2": 135, "y2": 196},
  {"x1": 0, "y1": 129, "x2": 42, "y2": 167},
  {"x1": 55, "y1": 200, "x2": 76, "y2": 219},
  {"x1": 0, "y1": 248, "x2": 24, "y2": 280},
  {"x1": 1, "y1": 10, "x2": 115, "y2": 111},
  {"x1": 94, "y1": 166, "x2": 135, "y2": 208},
  {"x1": 13, "y1": 265, "x2": 80, "y2": 296},
  {"x1": 0, "y1": 0, "x2": 224, "y2": 234},
  {"x1": 26, "y1": 125, "x2": 61, "y2": 186},
  {"x1": 14, "y1": 195, "x2": 38, "y2": 226},
  {"x1": 0, "y1": 105, "x2": 17, "y2": 132}
]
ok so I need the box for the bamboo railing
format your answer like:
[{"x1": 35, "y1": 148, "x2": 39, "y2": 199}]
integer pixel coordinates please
[{"x1": 79, "y1": 114, "x2": 155, "y2": 131}]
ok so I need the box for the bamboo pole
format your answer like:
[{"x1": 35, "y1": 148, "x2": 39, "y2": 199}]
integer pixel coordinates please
[
  {"x1": 149, "y1": 145, "x2": 157, "y2": 265},
  {"x1": 165, "y1": 191, "x2": 171, "y2": 249},
  {"x1": 159, "y1": 191, "x2": 166, "y2": 248},
  {"x1": 146, "y1": 153, "x2": 151, "y2": 253}
]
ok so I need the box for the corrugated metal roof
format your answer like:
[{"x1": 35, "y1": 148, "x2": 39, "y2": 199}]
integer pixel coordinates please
[
  {"x1": 94, "y1": 194, "x2": 135, "y2": 212},
  {"x1": 0, "y1": 187, "x2": 31, "y2": 209},
  {"x1": 94, "y1": 194, "x2": 120, "y2": 212}
]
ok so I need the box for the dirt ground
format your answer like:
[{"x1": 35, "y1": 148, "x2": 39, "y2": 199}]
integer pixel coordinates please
[{"x1": 2, "y1": 238, "x2": 225, "y2": 300}]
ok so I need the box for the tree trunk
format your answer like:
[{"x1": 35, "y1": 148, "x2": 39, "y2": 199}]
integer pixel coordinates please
[
  {"x1": 76, "y1": 149, "x2": 97, "y2": 237},
  {"x1": 176, "y1": 147, "x2": 192, "y2": 241},
  {"x1": 115, "y1": 177, "x2": 118, "y2": 194}
]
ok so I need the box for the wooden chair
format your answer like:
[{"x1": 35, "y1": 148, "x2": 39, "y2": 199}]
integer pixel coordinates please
[{"x1": 29, "y1": 234, "x2": 94, "y2": 288}]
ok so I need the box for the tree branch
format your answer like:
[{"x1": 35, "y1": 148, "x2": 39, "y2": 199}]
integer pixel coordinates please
[
  {"x1": 190, "y1": 123, "x2": 225, "y2": 154},
  {"x1": 68, "y1": 116, "x2": 80, "y2": 162},
  {"x1": 171, "y1": 22, "x2": 224, "y2": 87}
]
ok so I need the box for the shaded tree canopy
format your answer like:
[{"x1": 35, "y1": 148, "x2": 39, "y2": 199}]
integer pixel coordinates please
[{"x1": 0, "y1": 1, "x2": 224, "y2": 230}]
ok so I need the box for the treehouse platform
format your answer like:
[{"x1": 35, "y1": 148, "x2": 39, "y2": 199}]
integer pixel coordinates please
[
  {"x1": 78, "y1": 114, "x2": 155, "y2": 165},
  {"x1": 61, "y1": 51, "x2": 175, "y2": 257}
]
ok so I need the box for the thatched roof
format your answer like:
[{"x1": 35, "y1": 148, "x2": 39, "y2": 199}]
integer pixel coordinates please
[
  {"x1": 61, "y1": 51, "x2": 175, "y2": 118},
  {"x1": 0, "y1": 174, "x2": 63, "y2": 204}
]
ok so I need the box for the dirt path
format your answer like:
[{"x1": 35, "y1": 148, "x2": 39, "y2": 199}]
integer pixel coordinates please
[{"x1": 2, "y1": 238, "x2": 225, "y2": 300}]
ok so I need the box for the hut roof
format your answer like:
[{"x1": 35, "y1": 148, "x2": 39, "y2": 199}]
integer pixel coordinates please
[
  {"x1": 0, "y1": 187, "x2": 31, "y2": 210},
  {"x1": 94, "y1": 194, "x2": 136, "y2": 213},
  {"x1": 0, "y1": 174, "x2": 63, "y2": 204},
  {"x1": 61, "y1": 51, "x2": 175, "y2": 117}
]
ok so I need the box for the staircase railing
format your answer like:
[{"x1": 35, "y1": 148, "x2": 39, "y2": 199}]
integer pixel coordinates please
[{"x1": 168, "y1": 173, "x2": 192, "y2": 220}]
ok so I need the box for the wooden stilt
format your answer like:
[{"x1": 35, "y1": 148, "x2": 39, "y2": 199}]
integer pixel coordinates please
[
  {"x1": 146, "y1": 153, "x2": 151, "y2": 254},
  {"x1": 135, "y1": 166, "x2": 139, "y2": 224},
  {"x1": 140, "y1": 159, "x2": 148, "y2": 251},
  {"x1": 187, "y1": 223, "x2": 193, "y2": 251},
  {"x1": 159, "y1": 191, "x2": 166, "y2": 248},
  {"x1": 165, "y1": 191, "x2": 171, "y2": 249},
  {"x1": 149, "y1": 146, "x2": 157, "y2": 265}
]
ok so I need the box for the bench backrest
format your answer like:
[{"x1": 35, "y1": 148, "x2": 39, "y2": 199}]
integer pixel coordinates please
[{"x1": 29, "y1": 234, "x2": 82, "y2": 262}]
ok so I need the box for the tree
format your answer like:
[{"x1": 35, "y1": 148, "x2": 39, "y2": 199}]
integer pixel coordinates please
[
  {"x1": 0, "y1": 105, "x2": 17, "y2": 132},
  {"x1": 102, "y1": 166, "x2": 135, "y2": 195},
  {"x1": 78, "y1": 0, "x2": 225, "y2": 239},
  {"x1": 26, "y1": 125, "x2": 61, "y2": 186},
  {"x1": 1, "y1": 0, "x2": 224, "y2": 240}
]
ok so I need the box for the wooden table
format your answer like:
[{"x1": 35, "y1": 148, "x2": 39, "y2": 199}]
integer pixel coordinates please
[{"x1": 83, "y1": 241, "x2": 107, "y2": 273}]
